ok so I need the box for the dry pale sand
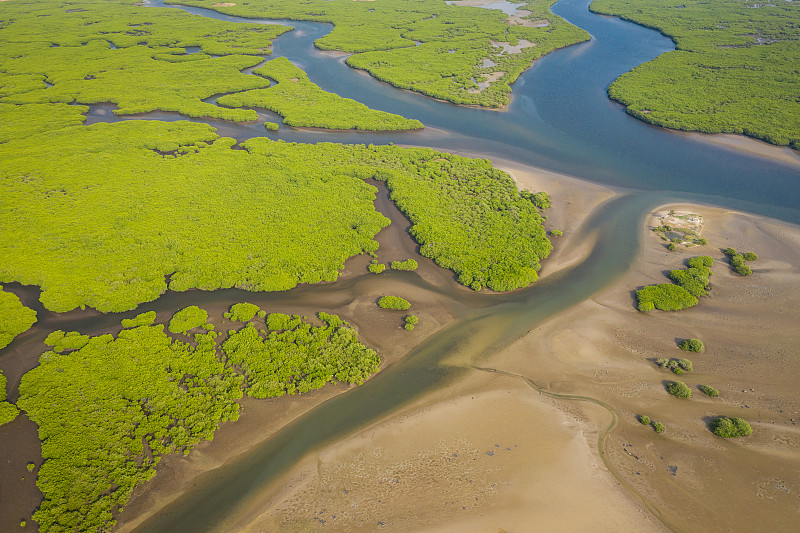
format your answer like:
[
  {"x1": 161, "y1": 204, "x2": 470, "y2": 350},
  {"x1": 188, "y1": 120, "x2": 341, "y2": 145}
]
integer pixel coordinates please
[
  {"x1": 490, "y1": 203, "x2": 800, "y2": 532},
  {"x1": 230, "y1": 371, "x2": 665, "y2": 533}
]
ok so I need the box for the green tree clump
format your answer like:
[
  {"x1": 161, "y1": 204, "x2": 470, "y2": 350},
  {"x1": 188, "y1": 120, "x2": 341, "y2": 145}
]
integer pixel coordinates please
[
  {"x1": 224, "y1": 302, "x2": 263, "y2": 322},
  {"x1": 668, "y1": 264, "x2": 712, "y2": 298},
  {"x1": 43, "y1": 330, "x2": 90, "y2": 353},
  {"x1": 699, "y1": 385, "x2": 719, "y2": 397},
  {"x1": 390, "y1": 259, "x2": 419, "y2": 271},
  {"x1": 655, "y1": 358, "x2": 693, "y2": 374},
  {"x1": 679, "y1": 338, "x2": 704, "y2": 353},
  {"x1": 378, "y1": 296, "x2": 411, "y2": 311},
  {"x1": 17, "y1": 322, "x2": 244, "y2": 533},
  {"x1": 404, "y1": 315, "x2": 419, "y2": 331},
  {"x1": 636, "y1": 284, "x2": 698, "y2": 312},
  {"x1": 368, "y1": 260, "x2": 386, "y2": 274},
  {"x1": 652, "y1": 421, "x2": 665, "y2": 433},
  {"x1": 710, "y1": 416, "x2": 753, "y2": 438},
  {"x1": 636, "y1": 255, "x2": 714, "y2": 312},
  {"x1": 217, "y1": 57, "x2": 423, "y2": 131},
  {"x1": 729, "y1": 253, "x2": 753, "y2": 276},
  {"x1": 0, "y1": 285, "x2": 37, "y2": 350},
  {"x1": 639, "y1": 415, "x2": 651, "y2": 425},
  {"x1": 222, "y1": 312, "x2": 380, "y2": 398},
  {"x1": 742, "y1": 252, "x2": 758, "y2": 261},
  {"x1": 121, "y1": 311, "x2": 157, "y2": 329},
  {"x1": 590, "y1": 0, "x2": 800, "y2": 149},
  {"x1": 264, "y1": 122, "x2": 279, "y2": 131},
  {"x1": 550, "y1": 230, "x2": 563, "y2": 237},
  {"x1": 0, "y1": 370, "x2": 20, "y2": 426},
  {"x1": 666, "y1": 380, "x2": 693, "y2": 399},
  {"x1": 168, "y1": 305, "x2": 209, "y2": 334}
]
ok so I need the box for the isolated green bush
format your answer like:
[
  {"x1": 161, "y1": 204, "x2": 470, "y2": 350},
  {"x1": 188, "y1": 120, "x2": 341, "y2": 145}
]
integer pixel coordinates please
[
  {"x1": 639, "y1": 415, "x2": 651, "y2": 425},
  {"x1": 378, "y1": 296, "x2": 411, "y2": 311},
  {"x1": 666, "y1": 381, "x2": 692, "y2": 399},
  {"x1": 711, "y1": 417, "x2": 752, "y2": 438},
  {"x1": 368, "y1": 260, "x2": 386, "y2": 274},
  {"x1": 404, "y1": 315, "x2": 419, "y2": 331},
  {"x1": 679, "y1": 338, "x2": 704, "y2": 352},
  {"x1": 742, "y1": 252, "x2": 758, "y2": 261},
  {"x1": 699, "y1": 385, "x2": 719, "y2": 397},
  {"x1": 652, "y1": 421, "x2": 665, "y2": 433},
  {"x1": 390, "y1": 259, "x2": 418, "y2": 271}
]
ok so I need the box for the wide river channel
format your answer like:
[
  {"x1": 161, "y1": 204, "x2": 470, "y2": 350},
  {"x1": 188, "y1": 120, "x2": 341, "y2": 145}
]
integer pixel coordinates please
[{"x1": 41, "y1": 0, "x2": 800, "y2": 530}]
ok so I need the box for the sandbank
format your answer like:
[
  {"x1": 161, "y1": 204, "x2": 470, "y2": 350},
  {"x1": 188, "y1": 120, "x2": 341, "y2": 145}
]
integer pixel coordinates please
[{"x1": 488, "y1": 202, "x2": 800, "y2": 531}]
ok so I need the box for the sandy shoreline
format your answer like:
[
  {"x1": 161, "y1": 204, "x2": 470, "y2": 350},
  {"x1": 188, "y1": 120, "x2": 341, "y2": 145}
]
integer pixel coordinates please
[{"x1": 200, "y1": 170, "x2": 800, "y2": 531}]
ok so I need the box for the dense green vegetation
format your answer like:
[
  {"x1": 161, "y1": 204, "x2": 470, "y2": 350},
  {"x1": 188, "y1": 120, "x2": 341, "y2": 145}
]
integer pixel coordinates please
[
  {"x1": 710, "y1": 416, "x2": 753, "y2": 438},
  {"x1": 176, "y1": 0, "x2": 589, "y2": 108},
  {"x1": 16, "y1": 306, "x2": 381, "y2": 530},
  {"x1": 0, "y1": 0, "x2": 294, "y2": 122},
  {"x1": 18, "y1": 322, "x2": 244, "y2": 533},
  {"x1": 699, "y1": 385, "x2": 720, "y2": 397},
  {"x1": 223, "y1": 302, "x2": 265, "y2": 322},
  {"x1": 378, "y1": 296, "x2": 411, "y2": 311},
  {"x1": 637, "y1": 256, "x2": 714, "y2": 312},
  {"x1": 222, "y1": 312, "x2": 380, "y2": 398},
  {"x1": 168, "y1": 305, "x2": 210, "y2": 334},
  {"x1": 390, "y1": 259, "x2": 419, "y2": 271},
  {"x1": 666, "y1": 380, "x2": 693, "y2": 399},
  {"x1": 636, "y1": 284, "x2": 698, "y2": 312},
  {"x1": 404, "y1": 315, "x2": 419, "y2": 331},
  {"x1": 590, "y1": 0, "x2": 800, "y2": 148},
  {"x1": 679, "y1": 338, "x2": 704, "y2": 353},
  {"x1": 217, "y1": 57, "x2": 422, "y2": 130},
  {"x1": 0, "y1": 119, "x2": 550, "y2": 312},
  {"x1": 655, "y1": 358, "x2": 693, "y2": 375},
  {"x1": 0, "y1": 285, "x2": 37, "y2": 350},
  {"x1": 0, "y1": 370, "x2": 19, "y2": 426}
]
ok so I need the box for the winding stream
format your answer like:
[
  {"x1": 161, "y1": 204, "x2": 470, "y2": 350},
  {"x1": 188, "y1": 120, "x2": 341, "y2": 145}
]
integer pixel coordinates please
[{"x1": 5, "y1": 0, "x2": 799, "y2": 531}]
